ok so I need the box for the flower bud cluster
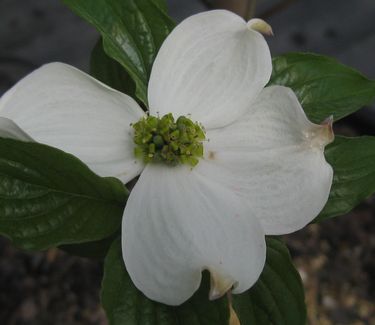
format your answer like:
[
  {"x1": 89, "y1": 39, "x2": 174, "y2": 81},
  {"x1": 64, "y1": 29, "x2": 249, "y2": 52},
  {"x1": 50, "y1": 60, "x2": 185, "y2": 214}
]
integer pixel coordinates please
[{"x1": 132, "y1": 113, "x2": 205, "y2": 167}]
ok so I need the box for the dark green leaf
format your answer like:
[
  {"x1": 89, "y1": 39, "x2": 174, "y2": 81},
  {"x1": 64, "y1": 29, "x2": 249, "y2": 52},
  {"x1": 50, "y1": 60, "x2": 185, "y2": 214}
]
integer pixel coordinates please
[
  {"x1": 154, "y1": 0, "x2": 168, "y2": 11},
  {"x1": 90, "y1": 38, "x2": 136, "y2": 98},
  {"x1": 60, "y1": 232, "x2": 119, "y2": 260},
  {"x1": 233, "y1": 237, "x2": 306, "y2": 325},
  {"x1": 270, "y1": 53, "x2": 375, "y2": 123},
  {"x1": 317, "y1": 136, "x2": 375, "y2": 222},
  {"x1": 0, "y1": 138, "x2": 127, "y2": 250},
  {"x1": 102, "y1": 238, "x2": 229, "y2": 325},
  {"x1": 102, "y1": 237, "x2": 305, "y2": 325},
  {"x1": 63, "y1": 0, "x2": 175, "y2": 105}
]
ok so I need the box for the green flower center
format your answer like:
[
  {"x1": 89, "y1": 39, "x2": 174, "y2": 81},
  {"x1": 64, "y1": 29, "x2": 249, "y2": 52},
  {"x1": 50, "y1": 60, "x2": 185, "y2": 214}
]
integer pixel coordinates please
[{"x1": 132, "y1": 113, "x2": 206, "y2": 167}]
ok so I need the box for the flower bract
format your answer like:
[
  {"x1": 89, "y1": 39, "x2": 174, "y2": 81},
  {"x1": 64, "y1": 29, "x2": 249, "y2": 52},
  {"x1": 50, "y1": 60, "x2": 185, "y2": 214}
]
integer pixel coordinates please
[{"x1": 0, "y1": 10, "x2": 333, "y2": 306}]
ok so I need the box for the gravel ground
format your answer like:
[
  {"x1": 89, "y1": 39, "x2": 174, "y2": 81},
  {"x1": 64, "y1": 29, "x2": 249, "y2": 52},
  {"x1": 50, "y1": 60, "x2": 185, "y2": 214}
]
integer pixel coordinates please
[
  {"x1": 0, "y1": 242, "x2": 106, "y2": 325},
  {"x1": 286, "y1": 208, "x2": 375, "y2": 325}
]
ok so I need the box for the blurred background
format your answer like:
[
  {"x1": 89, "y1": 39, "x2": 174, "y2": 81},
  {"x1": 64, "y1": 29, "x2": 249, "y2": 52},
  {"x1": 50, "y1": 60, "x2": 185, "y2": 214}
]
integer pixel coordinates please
[{"x1": 0, "y1": 0, "x2": 374, "y2": 324}]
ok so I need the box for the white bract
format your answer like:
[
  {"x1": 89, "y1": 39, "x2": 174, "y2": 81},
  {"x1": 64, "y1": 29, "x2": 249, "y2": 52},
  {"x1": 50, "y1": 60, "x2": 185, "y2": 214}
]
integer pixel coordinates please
[{"x1": 0, "y1": 10, "x2": 333, "y2": 305}]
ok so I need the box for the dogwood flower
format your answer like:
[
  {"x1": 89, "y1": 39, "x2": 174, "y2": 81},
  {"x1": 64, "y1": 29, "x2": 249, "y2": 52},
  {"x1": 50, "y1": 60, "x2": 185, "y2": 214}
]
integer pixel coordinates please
[{"x1": 0, "y1": 10, "x2": 333, "y2": 305}]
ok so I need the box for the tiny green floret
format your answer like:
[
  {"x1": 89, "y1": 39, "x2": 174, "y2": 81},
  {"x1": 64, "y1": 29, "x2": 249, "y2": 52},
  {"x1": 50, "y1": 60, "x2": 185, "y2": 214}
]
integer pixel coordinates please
[{"x1": 132, "y1": 113, "x2": 206, "y2": 167}]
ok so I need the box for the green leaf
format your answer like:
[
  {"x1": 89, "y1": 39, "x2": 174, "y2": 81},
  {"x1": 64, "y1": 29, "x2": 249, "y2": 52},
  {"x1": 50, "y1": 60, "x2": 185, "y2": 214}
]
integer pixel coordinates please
[
  {"x1": 60, "y1": 232, "x2": 119, "y2": 260},
  {"x1": 90, "y1": 38, "x2": 136, "y2": 98},
  {"x1": 63, "y1": 0, "x2": 175, "y2": 105},
  {"x1": 0, "y1": 138, "x2": 127, "y2": 250},
  {"x1": 102, "y1": 238, "x2": 305, "y2": 325},
  {"x1": 102, "y1": 238, "x2": 229, "y2": 325},
  {"x1": 270, "y1": 53, "x2": 375, "y2": 123},
  {"x1": 317, "y1": 136, "x2": 375, "y2": 222},
  {"x1": 233, "y1": 238, "x2": 306, "y2": 325},
  {"x1": 154, "y1": 0, "x2": 168, "y2": 11}
]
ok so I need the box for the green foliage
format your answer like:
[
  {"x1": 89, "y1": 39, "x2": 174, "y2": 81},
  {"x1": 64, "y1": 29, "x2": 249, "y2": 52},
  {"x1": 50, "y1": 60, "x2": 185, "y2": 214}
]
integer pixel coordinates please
[
  {"x1": 102, "y1": 237, "x2": 305, "y2": 325},
  {"x1": 63, "y1": 0, "x2": 175, "y2": 105},
  {"x1": 317, "y1": 136, "x2": 375, "y2": 221},
  {"x1": 270, "y1": 53, "x2": 375, "y2": 123},
  {"x1": 90, "y1": 39, "x2": 136, "y2": 98},
  {"x1": 0, "y1": 138, "x2": 127, "y2": 250},
  {"x1": 60, "y1": 232, "x2": 119, "y2": 260},
  {"x1": 233, "y1": 238, "x2": 306, "y2": 325}
]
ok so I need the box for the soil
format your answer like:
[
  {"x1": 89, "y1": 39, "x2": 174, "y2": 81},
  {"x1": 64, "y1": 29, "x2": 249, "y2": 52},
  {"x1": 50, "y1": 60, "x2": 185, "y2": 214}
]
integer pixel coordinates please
[{"x1": 0, "y1": 241, "x2": 106, "y2": 325}]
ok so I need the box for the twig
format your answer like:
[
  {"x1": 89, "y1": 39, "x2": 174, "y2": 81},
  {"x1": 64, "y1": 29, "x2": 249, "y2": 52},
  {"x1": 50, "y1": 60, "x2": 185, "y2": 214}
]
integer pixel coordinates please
[
  {"x1": 259, "y1": 0, "x2": 298, "y2": 19},
  {"x1": 245, "y1": 0, "x2": 257, "y2": 20}
]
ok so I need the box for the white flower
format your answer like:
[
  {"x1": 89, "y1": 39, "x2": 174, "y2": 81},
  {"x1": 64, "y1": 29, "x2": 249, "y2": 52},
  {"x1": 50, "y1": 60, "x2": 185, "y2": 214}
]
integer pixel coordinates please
[{"x1": 0, "y1": 10, "x2": 333, "y2": 305}]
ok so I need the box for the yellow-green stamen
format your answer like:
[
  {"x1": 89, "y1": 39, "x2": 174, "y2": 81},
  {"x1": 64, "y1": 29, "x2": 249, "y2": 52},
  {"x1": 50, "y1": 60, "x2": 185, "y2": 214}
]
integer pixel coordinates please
[{"x1": 132, "y1": 113, "x2": 205, "y2": 167}]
